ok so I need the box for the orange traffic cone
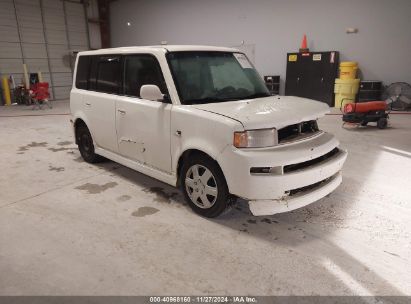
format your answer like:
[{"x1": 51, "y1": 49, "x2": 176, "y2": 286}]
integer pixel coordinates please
[{"x1": 299, "y1": 34, "x2": 309, "y2": 53}]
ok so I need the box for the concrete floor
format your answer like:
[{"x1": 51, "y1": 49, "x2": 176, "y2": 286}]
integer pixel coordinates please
[{"x1": 0, "y1": 101, "x2": 410, "y2": 296}]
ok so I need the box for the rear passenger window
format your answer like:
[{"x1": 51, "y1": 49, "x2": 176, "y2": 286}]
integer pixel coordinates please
[
  {"x1": 75, "y1": 56, "x2": 91, "y2": 89},
  {"x1": 123, "y1": 55, "x2": 167, "y2": 98},
  {"x1": 95, "y1": 56, "x2": 121, "y2": 94}
]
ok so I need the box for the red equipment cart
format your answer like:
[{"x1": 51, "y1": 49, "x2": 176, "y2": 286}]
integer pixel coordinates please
[{"x1": 342, "y1": 101, "x2": 389, "y2": 129}]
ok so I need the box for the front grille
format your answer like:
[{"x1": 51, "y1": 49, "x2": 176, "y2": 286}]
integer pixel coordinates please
[
  {"x1": 284, "y1": 148, "x2": 340, "y2": 173},
  {"x1": 278, "y1": 120, "x2": 320, "y2": 144}
]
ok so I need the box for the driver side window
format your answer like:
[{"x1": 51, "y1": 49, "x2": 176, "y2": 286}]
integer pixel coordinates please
[{"x1": 123, "y1": 55, "x2": 167, "y2": 98}]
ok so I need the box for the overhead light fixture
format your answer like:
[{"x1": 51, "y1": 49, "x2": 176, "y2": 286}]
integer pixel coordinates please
[
  {"x1": 346, "y1": 28, "x2": 358, "y2": 34},
  {"x1": 127, "y1": 22, "x2": 131, "y2": 26}
]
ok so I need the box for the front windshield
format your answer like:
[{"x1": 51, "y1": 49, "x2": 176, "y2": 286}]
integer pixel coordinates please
[{"x1": 166, "y1": 51, "x2": 270, "y2": 105}]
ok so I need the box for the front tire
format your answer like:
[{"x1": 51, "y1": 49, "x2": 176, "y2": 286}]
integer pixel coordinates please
[
  {"x1": 180, "y1": 155, "x2": 230, "y2": 218},
  {"x1": 77, "y1": 125, "x2": 104, "y2": 163}
]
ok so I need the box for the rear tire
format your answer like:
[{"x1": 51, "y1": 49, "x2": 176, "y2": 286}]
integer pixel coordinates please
[
  {"x1": 77, "y1": 125, "x2": 104, "y2": 163},
  {"x1": 377, "y1": 118, "x2": 388, "y2": 129},
  {"x1": 180, "y1": 154, "x2": 229, "y2": 218}
]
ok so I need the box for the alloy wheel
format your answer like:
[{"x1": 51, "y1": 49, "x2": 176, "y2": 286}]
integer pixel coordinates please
[{"x1": 185, "y1": 164, "x2": 218, "y2": 208}]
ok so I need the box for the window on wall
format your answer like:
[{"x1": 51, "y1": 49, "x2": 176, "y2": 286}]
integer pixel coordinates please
[
  {"x1": 123, "y1": 55, "x2": 167, "y2": 98},
  {"x1": 75, "y1": 56, "x2": 91, "y2": 90},
  {"x1": 95, "y1": 56, "x2": 121, "y2": 94}
]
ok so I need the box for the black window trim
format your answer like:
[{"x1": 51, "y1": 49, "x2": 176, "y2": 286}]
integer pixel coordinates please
[
  {"x1": 75, "y1": 53, "x2": 170, "y2": 103},
  {"x1": 94, "y1": 54, "x2": 122, "y2": 95},
  {"x1": 75, "y1": 54, "x2": 122, "y2": 94},
  {"x1": 74, "y1": 55, "x2": 92, "y2": 90},
  {"x1": 121, "y1": 53, "x2": 170, "y2": 102}
]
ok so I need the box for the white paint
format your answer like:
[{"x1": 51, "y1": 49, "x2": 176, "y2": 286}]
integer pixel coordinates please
[
  {"x1": 248, "y1": 172, "x2": 344, "y2": 216},
  {"x1": 192, "y1": 96, "x2": 330, "y2": 130},
  {"x1": 71, "y1": 45, "x2": 347, "y2": 216},
  {"x1": 78, "y1": 45, "x2": 238, "y2": 55},
  {"x1": 140, "y1": 84, "x2": 164, "y2": 101}
]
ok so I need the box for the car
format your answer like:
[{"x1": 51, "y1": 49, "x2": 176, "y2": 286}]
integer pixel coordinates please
[{"x1": 70, "y1": 45, "x2": 348, "y2": 218}]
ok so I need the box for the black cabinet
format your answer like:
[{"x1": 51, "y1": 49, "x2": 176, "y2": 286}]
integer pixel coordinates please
[
  {"x1": 358, "y1": 81, "x2": 382, "y2": 102},
  {"x1": 285, "y1": 51, "x2": 339, "y2": 106}
]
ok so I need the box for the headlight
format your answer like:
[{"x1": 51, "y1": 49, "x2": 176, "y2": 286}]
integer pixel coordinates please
[{"x1": 233, "y1": 128, "x2": 278, "y2": 148}]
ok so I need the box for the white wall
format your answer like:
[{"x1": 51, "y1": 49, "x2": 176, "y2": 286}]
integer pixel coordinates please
[{"x1": 110, "y1": 0, "x2": 411, "y2": 93}]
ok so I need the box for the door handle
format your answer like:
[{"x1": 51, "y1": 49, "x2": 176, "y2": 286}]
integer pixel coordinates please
[
  {"x1": 85, "y1": 102, "x2": 91, "y2": 106},
  {"x1": 117, "y1": 109, "x2": 126, "y2": 115}
]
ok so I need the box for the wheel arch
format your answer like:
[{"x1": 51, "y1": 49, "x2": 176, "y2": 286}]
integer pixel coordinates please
[
  {"x1": 176, "y1": 149, "x2": 227, "y2": 190},
  {"x1": 73, "y1": 117, "x2": 94, "y2": 145},
  {"x1": 73, "y1": 118, "x2": 86, "y2": 144}
]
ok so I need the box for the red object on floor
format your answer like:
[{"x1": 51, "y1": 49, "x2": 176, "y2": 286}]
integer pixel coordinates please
[
  {"x1": 30, "y1": 82, "x2": 50, "y2": 101},
  {"x1": 344, "y1": 101, "x2": 387, "y2": 113}
]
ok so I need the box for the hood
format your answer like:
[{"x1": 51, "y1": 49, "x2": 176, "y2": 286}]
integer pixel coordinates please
[{"x1": 191, "y1": 96, "x2": 330, "y2": 130}]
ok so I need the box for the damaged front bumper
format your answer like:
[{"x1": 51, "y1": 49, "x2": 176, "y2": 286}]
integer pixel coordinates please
[
  {"x1": 248, "y1": 171, "x2": 343, "y2": 216},
  {"x1": 217, "y1": 132, "x2": 348, "y2": 216}
]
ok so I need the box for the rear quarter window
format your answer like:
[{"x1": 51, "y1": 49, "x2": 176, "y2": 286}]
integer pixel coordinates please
[{"x1": 75, "y1": 56, "x2": 91, "y2": 89}]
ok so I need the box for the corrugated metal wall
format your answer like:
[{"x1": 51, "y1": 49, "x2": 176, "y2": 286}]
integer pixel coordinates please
[{"x1": 0, "y1": 0, "x2": 90, "y2": 100}]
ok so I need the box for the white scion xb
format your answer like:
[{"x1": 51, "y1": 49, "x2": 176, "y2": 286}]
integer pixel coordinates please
[{"x1": 70, "y1": 45, "x2": 347, "y2": 218}]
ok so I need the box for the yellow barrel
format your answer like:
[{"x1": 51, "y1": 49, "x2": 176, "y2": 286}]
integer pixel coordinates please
[
  {"x1": 339, "y1": 61, "x2": 358, "y2": 79},
  {"x1": 2, "y1": 76, "x2": 11, "y2": 106},
  {"x1": 334, "y1": 78, "x2": 360, "y2": 108}
]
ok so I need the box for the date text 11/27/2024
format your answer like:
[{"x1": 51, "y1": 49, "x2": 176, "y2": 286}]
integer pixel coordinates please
[{"x1": 149, "y1": 296, "x2": 257, "y2": 303}]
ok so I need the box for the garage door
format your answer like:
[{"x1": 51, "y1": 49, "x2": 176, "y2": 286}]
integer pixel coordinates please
[{"x1": 0, "y1": 0, "x2": 90, "y2": 100}]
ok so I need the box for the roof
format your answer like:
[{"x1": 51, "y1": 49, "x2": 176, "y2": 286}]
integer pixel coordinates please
[
  {"x1": 78, "y1": 45, "x2": 240, "y2": 56},
  {"x1": 154, "y1": 45, "x2": 239, "y2": 52}
]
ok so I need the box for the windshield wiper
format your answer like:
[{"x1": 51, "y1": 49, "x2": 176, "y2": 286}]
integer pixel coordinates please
[
  {"x1": 184, "y1": 96, "x2": 240, "y2": 104},
  {"x1": 184, "y1": 92, "x2": 270, "y2": 104},
  {"x1": 239, "y1": 92, "x2": 271, "y2": 100}
]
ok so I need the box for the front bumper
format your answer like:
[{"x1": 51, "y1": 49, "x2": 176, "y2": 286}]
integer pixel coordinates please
[
  {"x1": 216, "y1": 132, "x2": 347, "y2": 216},
  {"x1": 248, "y1": 171, "x2": 342, "y2": 216}
]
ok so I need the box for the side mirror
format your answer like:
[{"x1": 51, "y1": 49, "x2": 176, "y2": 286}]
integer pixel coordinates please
[{"x1": 140, "y1": 84, "x2": 164, "y2": 102}]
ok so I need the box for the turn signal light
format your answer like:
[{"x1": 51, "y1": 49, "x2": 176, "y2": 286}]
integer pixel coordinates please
[{"x1": 233, "y1": 128, "x2": 278, "y2": 148}]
